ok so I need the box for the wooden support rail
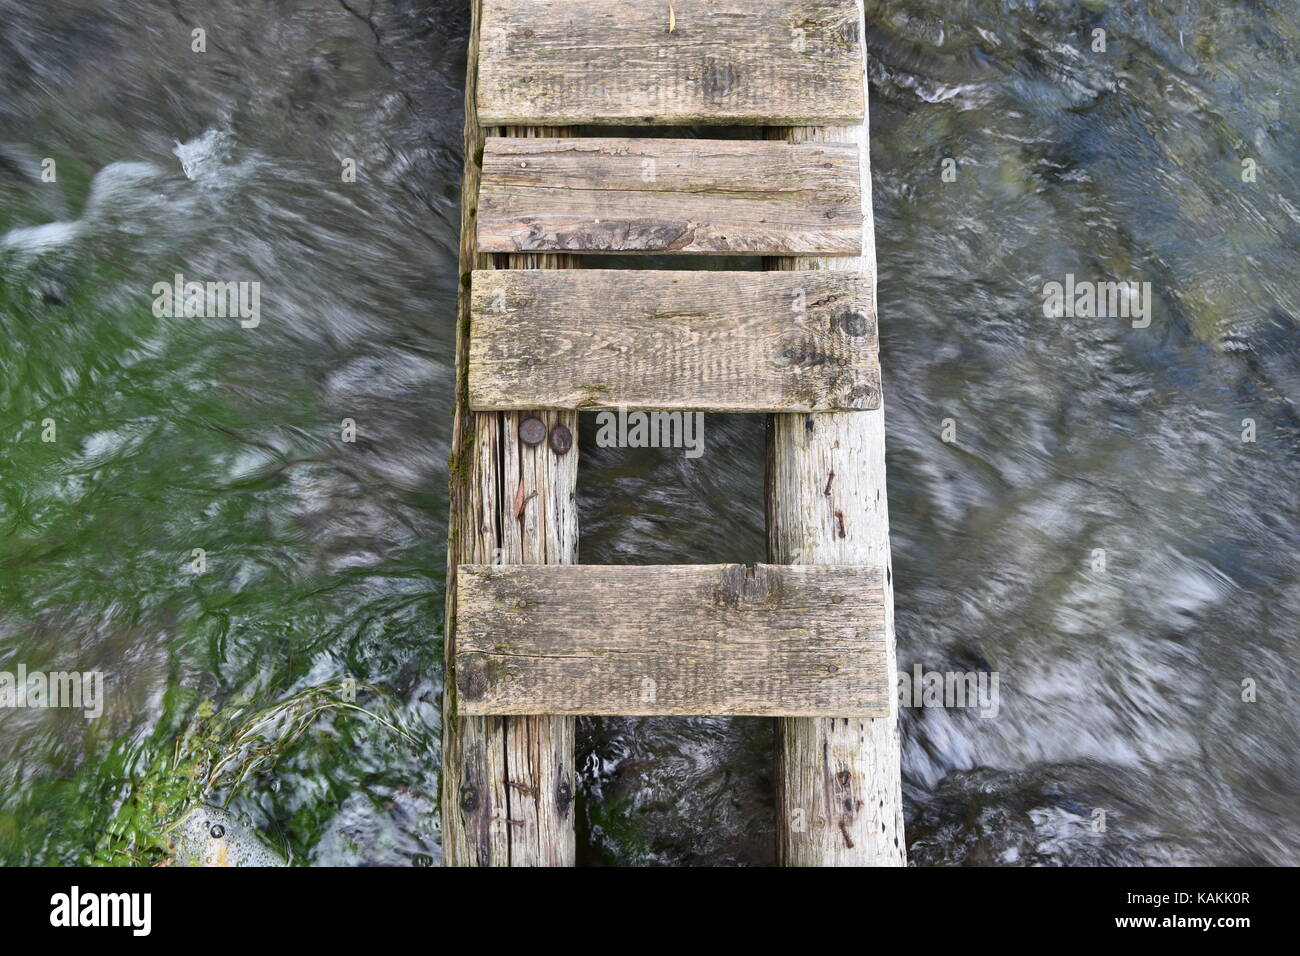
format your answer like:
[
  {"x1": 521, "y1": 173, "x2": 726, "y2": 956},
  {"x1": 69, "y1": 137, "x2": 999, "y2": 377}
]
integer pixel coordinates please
[
  {"x1": 766, "y1": 0, "x2": 907, "y2": 866},
  {"x1": 442, "y1": 0, "x2": 577, "y2": 866}
]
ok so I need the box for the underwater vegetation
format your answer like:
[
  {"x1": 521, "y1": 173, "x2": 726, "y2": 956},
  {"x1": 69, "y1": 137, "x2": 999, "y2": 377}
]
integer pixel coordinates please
[{"x1": 92, "y1": 683, "x2": 413, "y2": 866}]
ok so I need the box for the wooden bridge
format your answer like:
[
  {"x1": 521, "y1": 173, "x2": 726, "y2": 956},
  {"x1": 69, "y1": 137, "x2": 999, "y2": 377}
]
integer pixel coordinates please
[{"x1": 442, "y1": 0, "x2": 905, "y2": 866}]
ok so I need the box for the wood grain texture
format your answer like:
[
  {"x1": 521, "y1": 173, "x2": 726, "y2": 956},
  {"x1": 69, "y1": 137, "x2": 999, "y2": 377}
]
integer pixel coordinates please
[
  {"x1": 440, "y1": 0, "x2": 578, "y2": 868},
  {"x1": 469, "y1": 269, "x2": 878, "y2": 412},
  {"x1": 477, "y1": 0, "x2": 866, "y2": 126},
  {"x1": 766, "y1": 0, "x2": 908, "y2": 866},
  {"x1": 455, "y1": 563, "x2": 889, "y2": 717},
  {"x1": 477, "y1": 137, "x2": 862, "y2": 256}
]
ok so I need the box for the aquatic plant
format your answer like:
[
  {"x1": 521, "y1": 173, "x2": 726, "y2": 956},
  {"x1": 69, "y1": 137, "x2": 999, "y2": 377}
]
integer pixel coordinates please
[{"x1": 91, "y1": 682, "x2": 413, "y2": 866}]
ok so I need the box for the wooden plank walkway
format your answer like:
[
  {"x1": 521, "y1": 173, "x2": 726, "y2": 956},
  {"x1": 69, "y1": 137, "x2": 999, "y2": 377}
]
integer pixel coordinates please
[
  {"x1": 470, "y1": 270, "x2": 878, "y2": 412},
  {"x1": 443, "y1": 0, "x2": 904, "y2": 867},
  {"x1": 478, "y1": 137, "x2": 863, "y2": 255},
  {"x1": 456, "y1": 564, "x2": 888, "y2": 717},
  {"x1": 476, "y1": 0, "x2": 866, "y2": 126}
]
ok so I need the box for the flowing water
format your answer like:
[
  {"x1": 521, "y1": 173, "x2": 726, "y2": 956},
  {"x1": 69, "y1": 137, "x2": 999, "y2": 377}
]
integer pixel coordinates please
[{"x1": 1, "y1": 0, "x2": 1296, "y2": 866}]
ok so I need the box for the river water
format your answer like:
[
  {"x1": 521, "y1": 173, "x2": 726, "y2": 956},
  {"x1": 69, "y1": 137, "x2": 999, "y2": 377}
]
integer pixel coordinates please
[{"x1": 1, "y1": 0, "x2": 1296, "y2": 865}]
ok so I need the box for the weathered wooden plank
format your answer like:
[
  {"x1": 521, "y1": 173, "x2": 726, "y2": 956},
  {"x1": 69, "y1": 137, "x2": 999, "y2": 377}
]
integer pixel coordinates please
[
  {"x1": 469, "y1": 269, "x2": 878, "y2": 412},
  {"x1": 766, "y1": 0, "x2": 908, "y2": 867},
  {"x1": 477, "y1": 0, "x2": 866, "y2": 126},
  {"x1": 455, "y1": 564, "x2": 889, "y2": 717},
  {"x1": 477, "y1": 137, "x2": 862, "y2": 256},
  {"x1": 441, "y1": 0, "x2": 578, "y2": 868}
]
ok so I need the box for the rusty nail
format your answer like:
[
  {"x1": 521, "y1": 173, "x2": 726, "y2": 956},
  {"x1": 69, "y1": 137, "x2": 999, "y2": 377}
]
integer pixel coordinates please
[
  {"x1": 514, "y1": 488, "x2": 537, "y2": 520},
  {"x1": 839, "y1": 820, "x2": 855, "y2": 849},
  {"x1": 549, "y1": 423, "x2": 572, "y2": 455},
  {"x1": 519, "y1": 416, "x2": 546, "y2": 446}
]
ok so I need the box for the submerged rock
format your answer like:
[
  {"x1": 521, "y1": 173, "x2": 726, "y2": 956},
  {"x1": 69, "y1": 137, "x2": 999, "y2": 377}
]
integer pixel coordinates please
[{"x1": 171, "y1": 806, "x2": 286, "y2": 867}]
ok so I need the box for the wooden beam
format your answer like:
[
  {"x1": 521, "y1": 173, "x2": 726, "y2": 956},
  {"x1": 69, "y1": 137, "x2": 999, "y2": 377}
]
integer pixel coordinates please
[
  {"x1": 442, "y1": 0, "x2": 578, "y2": 867},
  {"x1": 469, "y1": 269, "x2": 878, "y2": 412},
  {"x1": 477, "y1": 137, "x2": 862, "y2": 256},
  {"x1": 455, "y1": 564, "x2": 889, "y2": 717},
  {"x1": 766, "y1": 0, "x2": 908, "y2": 866},
  {"x1": 477, "y1": 0, "x2": 866, "y2": 126}
]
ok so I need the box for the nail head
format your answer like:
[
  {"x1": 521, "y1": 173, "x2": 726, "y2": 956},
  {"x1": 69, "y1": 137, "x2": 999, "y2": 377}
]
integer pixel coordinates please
[
  {"x1": 519, "y1": 416, "x2": 546, "y2": 446},
  {"x1": 549, "y1": 423, "x2": 573, "y2": 455}
]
